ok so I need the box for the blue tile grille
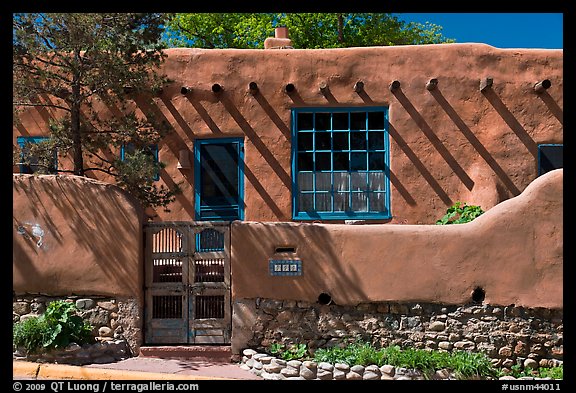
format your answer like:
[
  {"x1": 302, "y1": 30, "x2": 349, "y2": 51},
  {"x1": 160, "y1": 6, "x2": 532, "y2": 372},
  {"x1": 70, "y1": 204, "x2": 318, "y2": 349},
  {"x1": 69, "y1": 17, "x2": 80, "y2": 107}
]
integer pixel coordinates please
[{"x1": 269, "y1": 259, "x2": 302, "y2": 276}]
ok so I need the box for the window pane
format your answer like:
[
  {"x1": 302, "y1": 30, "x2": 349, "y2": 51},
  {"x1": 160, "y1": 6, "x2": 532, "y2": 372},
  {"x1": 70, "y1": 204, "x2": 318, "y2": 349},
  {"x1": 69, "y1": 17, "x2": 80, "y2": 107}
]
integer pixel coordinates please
[
  {"x1": 370, "y1": 192, "x2": 386, "y2": 212},
  {"x1": 200, "y1": 144, "x2": 239, "y2": 205},
  {"x1": 333, "y1": 132, "x2": 349, "y2": 151},
  {"x1": 298, "y1": 132, "x2": 313, "y2": 151},
  {"x1": 315, "y1": 152, "x2": 331, "y2": 171},
  {"x1": 315, "y1": 132, "x2": 331, "y2": 150},
  {"x1": 368, "y1": 172, "x2": 385, "y2": 191},
  {"x1": 368, "y1": 152, "x2": 385, "y2": 170},
  {"x1": 350, "y1": 152, "x2": 367, "y2": 170},
  {"x1": 351, "y1": 192, "x2": 368, "y2": 212},
  {"x1": 350, "y1": 112, "x2": 366, "y2": 130},
  {"x1": 315, "y1": 172, "x2": 331, "y2": 192},
  {"x1": 299, "y1": 193, "x2": 314, "y2": 211},
  {"x1": 333, "y1": 172, "x2": 349, "y2": 191},
  {"x1": 368, "y1": 111, "x2": 385, "y2": 130},
  {"x1": 350, "y1": 132, "x2": 367, "y2": 150},
  {"x1": 333, "y1": 152, "x2": 349, "y2": 171},
  {"x1": 298, "y1": 153, "x2": 314, "y2": 171},
  {"x1": 297, "y1": 113, "x2": 313, "y2": 130},
  {"x1": 298, "y1": 172, "x2": 314, "y2": 191},
  {"x1": 368, "y1": 132, "x2": 384, "y2": 150},
  {"x1": 334, "y1": 192, "x2": 349, "y2": 212},
  {"x1": 315, "y1": 113, "x2": 330, "y2": 130},
  {"x1": 351, "y1": 172, "x2": 368, "y2": 191},
  {"x1": 315, "y1": 193, "x2": 331, "y2": 212},
  {"x1": 333, "y1": 112, "x2": 348, "y2": 130}
]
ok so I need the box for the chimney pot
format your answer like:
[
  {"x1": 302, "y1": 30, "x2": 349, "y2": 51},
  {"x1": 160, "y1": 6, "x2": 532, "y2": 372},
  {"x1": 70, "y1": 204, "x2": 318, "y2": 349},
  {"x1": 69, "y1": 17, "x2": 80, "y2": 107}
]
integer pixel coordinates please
[{"x1": 275, "y1": 26, "x2": 288, "y2": 39}]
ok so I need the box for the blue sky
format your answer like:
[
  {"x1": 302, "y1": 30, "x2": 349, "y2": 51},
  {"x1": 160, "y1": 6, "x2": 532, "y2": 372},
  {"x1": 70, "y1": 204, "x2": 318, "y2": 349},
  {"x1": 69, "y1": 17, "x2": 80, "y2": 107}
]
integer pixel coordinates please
[{"x1": 396, "y1": 13, "x2": 563, "y2": 49}]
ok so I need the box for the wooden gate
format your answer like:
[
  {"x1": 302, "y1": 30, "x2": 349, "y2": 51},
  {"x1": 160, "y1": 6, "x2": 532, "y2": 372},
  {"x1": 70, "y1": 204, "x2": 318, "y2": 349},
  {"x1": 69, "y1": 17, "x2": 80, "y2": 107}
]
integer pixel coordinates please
[{"x1": 144, "y1": 222, "x2": 231, "y2": 344}]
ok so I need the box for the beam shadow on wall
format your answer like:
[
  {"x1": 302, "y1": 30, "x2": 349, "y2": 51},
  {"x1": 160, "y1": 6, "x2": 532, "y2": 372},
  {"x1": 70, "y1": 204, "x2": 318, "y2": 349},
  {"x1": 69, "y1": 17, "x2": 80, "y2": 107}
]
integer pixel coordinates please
[
  {"x1": 391, "y1": 88, "x2": 474, "y2": 191},
  {"x1": 537, "y1": 90, "x2": 563, "y2": 126},
  {"x1": 388, "y1": 124, "x2": 452, "y2": 206},
  {"x1": 183, "y1": 91, "x2": 225, "y2": 135},
  {"x1": 243, "y1": 165, "x2": 288, "y2": 221},
  {"x1": 251, "y1": 90, "x2": 291, "y2": 141},
  {"x1": 429, "y1": 88, "x2": 521, "y2": 197},
  {"x1": 218, "y1": 92, "x2": 292, "y2": 191},
  {"x1": 388, "y1": 168, "x2": 417, "y2": 207},
  {"x1": 158, "y1": 95, "x2": 197, "y2": 141},
  {"x1": 132, "y1": 95, "x2": 196, "y2": 219},
  {"x1": 481, "y1": 89, "x2": 538, "y2": 158}
]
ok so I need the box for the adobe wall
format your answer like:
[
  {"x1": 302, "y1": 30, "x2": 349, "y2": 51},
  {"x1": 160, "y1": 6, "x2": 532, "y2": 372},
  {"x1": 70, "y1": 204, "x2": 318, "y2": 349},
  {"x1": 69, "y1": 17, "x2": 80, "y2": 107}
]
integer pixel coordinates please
[
  {"x1": 230, "y1": 169, "x2": 563, "y2": 362},
  {"x1": 230, "y1": 168, "x2": 563, "y2": 309},
  {"x1": 13, "y1": 44, "x2": 563, "y2": 224},
  {"x1": 12, "y1": 174, "x2": 145, "y2": 300}
]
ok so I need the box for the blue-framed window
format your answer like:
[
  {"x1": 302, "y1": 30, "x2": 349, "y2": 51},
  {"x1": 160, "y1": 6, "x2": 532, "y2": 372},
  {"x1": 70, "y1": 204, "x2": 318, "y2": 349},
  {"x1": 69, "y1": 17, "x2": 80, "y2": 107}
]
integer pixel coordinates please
[
  {"x1": 292, "y1": 107, "x2": 391, "y2": 220},
  {"x1": 194, "y1": 138, "x2": 244, "y2": 221},
  {"x1": 16, "y1": 136, "x2": 58, "y2": 174},
  {"x1": 120, "y1": 143, "x2": 160, "y2": 181},
  {"x1": 537, "y1": 144, "x2": 563, "y2": 176}
]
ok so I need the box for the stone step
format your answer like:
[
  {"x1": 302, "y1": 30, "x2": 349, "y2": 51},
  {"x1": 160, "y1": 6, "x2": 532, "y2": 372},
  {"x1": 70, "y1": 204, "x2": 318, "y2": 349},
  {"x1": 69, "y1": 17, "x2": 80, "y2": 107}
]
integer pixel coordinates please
[{"x1": 139, "y1": 345, "x2": 233, "y2": 362}]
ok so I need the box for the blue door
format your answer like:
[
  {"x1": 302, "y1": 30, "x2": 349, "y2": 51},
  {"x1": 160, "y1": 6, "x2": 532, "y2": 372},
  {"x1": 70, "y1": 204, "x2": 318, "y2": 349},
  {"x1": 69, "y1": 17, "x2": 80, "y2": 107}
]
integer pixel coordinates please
[{"x1": 194, "y1": 138, "x2": 244, "y2": 221}]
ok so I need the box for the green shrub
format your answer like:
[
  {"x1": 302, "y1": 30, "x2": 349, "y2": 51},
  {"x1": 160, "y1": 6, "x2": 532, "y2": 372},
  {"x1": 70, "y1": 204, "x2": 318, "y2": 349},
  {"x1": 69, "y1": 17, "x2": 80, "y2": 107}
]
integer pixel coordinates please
[
  {"x1": 436, "y1": 201, "x2": 484, "y2": 225},
  {"x1": 13, "y1": 316, "x2": 52, "y2": 354},
  {"x1": 269, "y1": 343, "x2": 310, "y2": 361},
  {"x1": 13, "y1": 300, "x2": 94, "y2": 353}
]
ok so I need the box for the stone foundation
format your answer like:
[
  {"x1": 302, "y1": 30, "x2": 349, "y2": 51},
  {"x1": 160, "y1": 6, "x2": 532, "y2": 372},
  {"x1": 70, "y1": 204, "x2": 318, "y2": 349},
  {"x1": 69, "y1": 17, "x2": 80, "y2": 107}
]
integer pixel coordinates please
[
  {"x1": 13, "y1": 293, "x2": 142, "y2": 361},
  {"x1": 232, "y1": 298, "x2": 563, "y2": 371}
]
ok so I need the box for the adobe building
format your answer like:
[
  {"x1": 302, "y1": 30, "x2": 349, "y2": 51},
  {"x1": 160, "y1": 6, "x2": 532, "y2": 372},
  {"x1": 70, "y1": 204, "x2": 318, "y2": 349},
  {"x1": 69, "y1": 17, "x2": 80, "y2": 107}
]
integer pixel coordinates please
[
  {"x1": 13, "y1": 30, "x2": 563, "y2": 225},
  {"x1": 13, "y1": 31, "x2": 563, "y2": 367}
]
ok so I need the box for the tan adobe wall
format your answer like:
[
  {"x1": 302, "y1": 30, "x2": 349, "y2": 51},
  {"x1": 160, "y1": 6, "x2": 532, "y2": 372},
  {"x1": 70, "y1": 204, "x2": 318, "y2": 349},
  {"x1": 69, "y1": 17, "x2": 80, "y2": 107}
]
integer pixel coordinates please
[
  {"x1": 12, "y1": 174, "x2": 145, "y2": 302},
  {"x1": 230, "y1": 169, "x2": 563, "y2": 309},
  {"x1": 13, "y1": 44, "x2": 563, "y2": 224}
]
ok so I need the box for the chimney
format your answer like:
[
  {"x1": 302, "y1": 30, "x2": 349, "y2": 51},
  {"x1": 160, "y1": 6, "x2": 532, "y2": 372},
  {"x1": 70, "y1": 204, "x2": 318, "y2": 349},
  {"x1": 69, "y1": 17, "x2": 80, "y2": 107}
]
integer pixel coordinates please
[{"x1": 264, "y1": 26, "x2": 293, "y2": 49}]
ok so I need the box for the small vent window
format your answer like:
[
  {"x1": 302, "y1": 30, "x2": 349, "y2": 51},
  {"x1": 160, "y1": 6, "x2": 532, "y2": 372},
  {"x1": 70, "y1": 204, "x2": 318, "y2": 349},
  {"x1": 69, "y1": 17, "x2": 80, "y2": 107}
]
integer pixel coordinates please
[{"x1": 538, "y1": 144, "x2": 563, "y2": 176}]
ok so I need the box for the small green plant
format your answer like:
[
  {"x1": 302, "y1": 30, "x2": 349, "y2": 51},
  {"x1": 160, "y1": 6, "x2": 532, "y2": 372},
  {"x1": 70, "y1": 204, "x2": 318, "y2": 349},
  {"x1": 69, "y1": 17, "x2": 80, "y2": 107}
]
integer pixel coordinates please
[
  {"x1": 313, "y1": 342, "x2": 501, "y2": 379},
  {"x1": 436, "y1": 201, "x2": 485, "y2": 225},
  {"x1": 498, "y1": 364, "x2": 563, "y2": 379},
  {"x1": 268, "y1": 343, "x2": 310, "y2": 361},
  {"x1": 13, "y1": 300, "x2": 94, "y2": 353}
]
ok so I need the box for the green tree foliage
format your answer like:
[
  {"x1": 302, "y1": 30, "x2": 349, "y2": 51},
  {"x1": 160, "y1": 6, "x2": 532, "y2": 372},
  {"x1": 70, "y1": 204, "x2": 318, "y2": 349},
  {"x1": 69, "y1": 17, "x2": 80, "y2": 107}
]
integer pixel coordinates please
[
  {"x1": 165, "y1": 13, "x2": 455, "y2": 49},
  {"x1": 13, "y1": 13, "x2": 180, "y2": 208}
]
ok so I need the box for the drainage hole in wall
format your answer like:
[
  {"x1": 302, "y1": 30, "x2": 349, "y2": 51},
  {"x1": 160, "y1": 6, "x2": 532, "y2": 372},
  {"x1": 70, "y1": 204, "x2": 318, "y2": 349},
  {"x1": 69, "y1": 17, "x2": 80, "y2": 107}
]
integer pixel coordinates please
[
  {"x1": 471, "y1": 287, "x2": 486, "y2": 303},
  {"x1": 317, "y1": 293, "x2": 332, "y2": 305}
]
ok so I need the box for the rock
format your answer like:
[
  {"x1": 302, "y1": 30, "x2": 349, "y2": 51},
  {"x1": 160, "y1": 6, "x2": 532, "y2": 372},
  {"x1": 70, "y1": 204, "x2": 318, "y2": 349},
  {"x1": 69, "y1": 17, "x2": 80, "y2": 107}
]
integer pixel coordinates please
[
  {"x1": 346, "y1": 371, "x2": 363, "y2": 380},
  {"x1": 98, "y1": 327, "x2": 113, "y2": 337},
  {"x1": 300, "y1": 367, "x2": 317, "y2": 379},
  {"x1": 333, "y1": 368, "x2": 346, "y2": 379},
  {"x1": 76, "y1": 299, "x2": 95, "y2": 310},
  {"x1": 13, "y1": 302, "x2": 31, "y2": 315},
  {"x1": 280, "y1": 367, "x2": 300, "y2": 377},
  {"x1": 317, "y1": 369, "x2": 333, "y2": 379},
  {"x1": 242, "y1": 348, "x2": 257, "y2": 357}
]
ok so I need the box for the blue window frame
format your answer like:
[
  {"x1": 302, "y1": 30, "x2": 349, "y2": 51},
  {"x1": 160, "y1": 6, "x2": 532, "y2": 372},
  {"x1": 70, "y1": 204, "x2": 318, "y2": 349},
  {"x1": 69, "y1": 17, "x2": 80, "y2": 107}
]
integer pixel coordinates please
[
  {"x1": 537, "y1": 144, "x2": 563, "y2": 176},
  {"x1": 16, "y1": 136, "x2": 58, "y2": 174},
  {"x1": 120, "y1": 143, "x2": 160, "y2": 181},
  {"x1": 292, "y1": 107, "x2": 391, "y2": 220},
  {"x1": 194, "y1": 138, "x2": 244, "y2": 221}
]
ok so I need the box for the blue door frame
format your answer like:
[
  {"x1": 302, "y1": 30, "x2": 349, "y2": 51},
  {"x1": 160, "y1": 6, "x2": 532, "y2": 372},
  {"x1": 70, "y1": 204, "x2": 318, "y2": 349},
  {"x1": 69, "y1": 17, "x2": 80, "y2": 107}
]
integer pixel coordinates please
[{"x1": 194, "y1": 138, "x2": 244, "y2": 221}]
